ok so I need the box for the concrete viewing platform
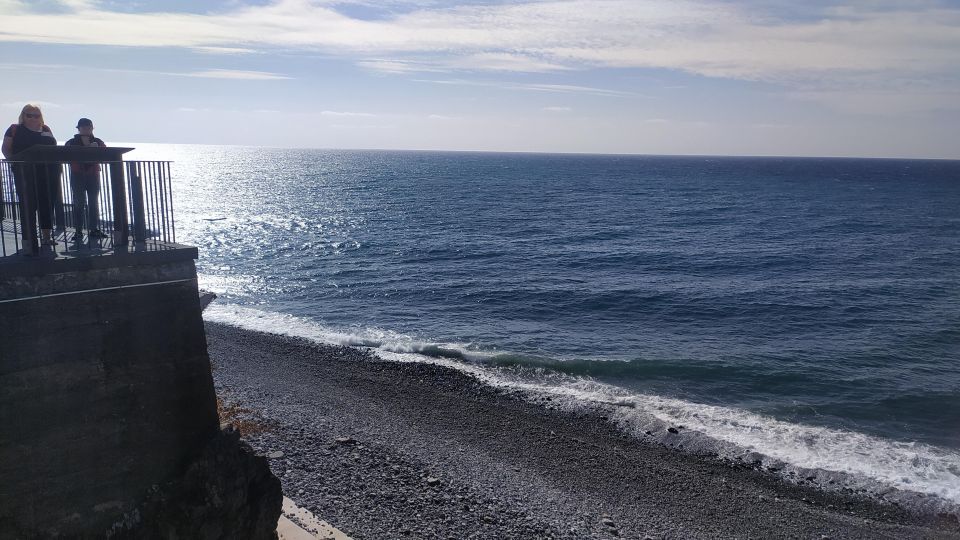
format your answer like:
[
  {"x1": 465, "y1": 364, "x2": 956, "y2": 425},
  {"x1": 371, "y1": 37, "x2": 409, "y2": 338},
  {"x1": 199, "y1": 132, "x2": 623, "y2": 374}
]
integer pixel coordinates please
[
  {"x1": 1, "y1": 219, "x2": 196, "y2": 273},
  {"x1": 0, "y1": 237, "x2": 199, "y2": 305},
  {"x1": 1, "y1": 218, "x2": 192, "y2": 258}
]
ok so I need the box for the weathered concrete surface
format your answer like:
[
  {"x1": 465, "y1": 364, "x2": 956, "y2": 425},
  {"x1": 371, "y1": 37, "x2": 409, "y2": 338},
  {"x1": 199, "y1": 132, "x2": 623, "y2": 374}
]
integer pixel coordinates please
[
  {"x1": 0, "y1": 258, "x2": 199, "y2": 300},
  {"x1": 0, "y1": 252, "x2": 251, "y2": 540}
]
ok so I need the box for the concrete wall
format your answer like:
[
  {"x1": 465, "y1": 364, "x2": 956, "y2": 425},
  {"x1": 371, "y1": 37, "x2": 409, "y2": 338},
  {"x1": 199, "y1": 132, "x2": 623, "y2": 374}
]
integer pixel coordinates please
[{"x1": 0, "y1": 253, "x2": 220, "y2": 538}]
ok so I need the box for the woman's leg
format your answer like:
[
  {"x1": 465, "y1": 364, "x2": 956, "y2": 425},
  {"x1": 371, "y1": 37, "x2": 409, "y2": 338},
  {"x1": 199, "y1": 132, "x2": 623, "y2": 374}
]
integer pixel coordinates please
[
  {"x1": 34, "y1": 165, "x2": 54, "y2": 243},
  {"x1": 48, "y1": 164, "x2": 65, "y2": 232},
  {"x1": 14, "y1": 166, "x2": 40, "y2": 252}
]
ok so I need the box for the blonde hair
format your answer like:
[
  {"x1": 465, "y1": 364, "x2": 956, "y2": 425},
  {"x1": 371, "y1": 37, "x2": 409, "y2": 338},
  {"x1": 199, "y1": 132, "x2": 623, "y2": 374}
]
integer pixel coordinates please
[{"x1": 18, "y1": 104, "x2": 44, "y2": 126}]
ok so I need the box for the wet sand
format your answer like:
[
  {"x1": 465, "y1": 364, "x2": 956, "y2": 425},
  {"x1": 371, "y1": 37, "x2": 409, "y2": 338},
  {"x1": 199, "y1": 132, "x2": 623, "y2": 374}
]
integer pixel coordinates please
[{"x1": 206, "y1": 322, "x2": 960, "y2": 539}]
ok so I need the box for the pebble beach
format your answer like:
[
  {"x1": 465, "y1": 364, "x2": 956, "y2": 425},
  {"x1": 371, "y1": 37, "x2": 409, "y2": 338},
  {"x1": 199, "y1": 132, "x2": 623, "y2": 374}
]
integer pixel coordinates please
[{"x1": 206, "y1": 322, "x2": 960, "y2": 539}]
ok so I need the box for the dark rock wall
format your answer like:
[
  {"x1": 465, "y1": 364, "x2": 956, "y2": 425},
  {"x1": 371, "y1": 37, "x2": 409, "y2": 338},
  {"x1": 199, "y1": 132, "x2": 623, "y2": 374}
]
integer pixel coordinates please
[
  {"x1": 114, "y1": 425, "x2": 282, "y2": 540},
  {"x1": 0, "y1": 257, "x2": 269, "y2": 539}
]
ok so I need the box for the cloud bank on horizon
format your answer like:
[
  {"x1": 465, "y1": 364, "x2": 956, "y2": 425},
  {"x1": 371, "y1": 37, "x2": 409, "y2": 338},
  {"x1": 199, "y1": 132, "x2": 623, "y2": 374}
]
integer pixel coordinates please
[{"x1": 1, "y1": 0, "x2": 958, "y2": 157}]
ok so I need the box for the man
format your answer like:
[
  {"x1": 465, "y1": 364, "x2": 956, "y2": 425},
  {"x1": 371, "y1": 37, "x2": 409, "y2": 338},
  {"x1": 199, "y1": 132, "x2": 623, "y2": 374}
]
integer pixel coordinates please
[{"x1": 64, "y1": 118, "x2": 108, "y2": 242}]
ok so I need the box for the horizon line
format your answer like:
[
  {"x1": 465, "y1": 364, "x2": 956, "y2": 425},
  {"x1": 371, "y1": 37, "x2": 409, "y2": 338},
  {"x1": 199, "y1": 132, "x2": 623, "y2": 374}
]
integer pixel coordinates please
[{"x1": 116, "y1": 142, "x2": 960, "y2": 162}]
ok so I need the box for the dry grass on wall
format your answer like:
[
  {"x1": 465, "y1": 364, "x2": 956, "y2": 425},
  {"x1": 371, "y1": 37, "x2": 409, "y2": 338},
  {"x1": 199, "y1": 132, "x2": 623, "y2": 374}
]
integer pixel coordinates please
[{"x1": 216, "y1": 397, "x2": 272, "y2": 437}]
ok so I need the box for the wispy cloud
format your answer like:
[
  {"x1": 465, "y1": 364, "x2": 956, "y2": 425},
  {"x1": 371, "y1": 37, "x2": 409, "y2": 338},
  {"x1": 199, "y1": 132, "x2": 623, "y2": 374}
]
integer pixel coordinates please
[
  {"x1": 357, "y1": 59, "x2": 446, "y2": 74},
  {"x1": 0, "y1": 62, "x2": 290, "y2": 81},
  {"x1": 451, "y1": 53, "x2": 571, "y2": 73},
  {"x1": 321, "y1": 110, "x2": 377, "y2": 117},
  {"x1": 186, "y1": 69, "x2": 291, "y2": 80},
  {"x1": 329, "y1": 123, "x2": 397, "y2": 130},
  {"x1": 414, "y1": 78, "x2": 632, "y2": 97},
  {"x1": 518, "y1": 83, "x2": 633, "y2": 97},
  {"x1": 1, "y1": 0, "x2": 959, "y2": 113},
  {"x1": 175, "y1": 106, "x2": 287, "y2": 113},
  {"x1": 543, "y1": 106, "x2": 572, "y2": 112},
  {"x1": 191, "y1": 46, "x2": 260, "y2": 55},
  {"x1": 0, "y1": 62, "x2": 72, "y2": 73}
]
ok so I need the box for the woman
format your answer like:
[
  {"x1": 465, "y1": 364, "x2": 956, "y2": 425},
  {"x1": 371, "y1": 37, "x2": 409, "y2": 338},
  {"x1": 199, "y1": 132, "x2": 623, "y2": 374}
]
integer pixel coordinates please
[{"x1": 1, "y1": 104, "x2": 59, "y2": 248}]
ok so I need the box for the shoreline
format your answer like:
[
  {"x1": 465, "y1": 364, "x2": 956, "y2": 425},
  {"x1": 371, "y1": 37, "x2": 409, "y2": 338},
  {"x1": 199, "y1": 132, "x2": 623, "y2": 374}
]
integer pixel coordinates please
[{"x1": 206, "y1": 321, "x2": 960, "y2": 539}]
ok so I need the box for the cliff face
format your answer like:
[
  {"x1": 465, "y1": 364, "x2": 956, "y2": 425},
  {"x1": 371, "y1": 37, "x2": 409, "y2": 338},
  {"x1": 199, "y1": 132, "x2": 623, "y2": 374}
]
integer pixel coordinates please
[
  {"x1": 111, "y1": 425, "x2": 282, "y2": 540},
  {"x1": 0, "y1": 253, "x2": 281, "y2": 539}
]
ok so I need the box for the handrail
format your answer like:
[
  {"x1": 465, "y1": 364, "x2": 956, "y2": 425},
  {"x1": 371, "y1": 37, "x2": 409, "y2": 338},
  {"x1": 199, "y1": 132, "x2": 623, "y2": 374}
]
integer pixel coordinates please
[{"x1": 0, "y1": 159, "x2": 176, "y2": 258}]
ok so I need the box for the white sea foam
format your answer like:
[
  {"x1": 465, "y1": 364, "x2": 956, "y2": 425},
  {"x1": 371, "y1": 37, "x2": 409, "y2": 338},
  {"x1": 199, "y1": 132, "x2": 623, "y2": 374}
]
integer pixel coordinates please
[{"x1": 204, "y1": 304, "x2": 960, "y2": 508}]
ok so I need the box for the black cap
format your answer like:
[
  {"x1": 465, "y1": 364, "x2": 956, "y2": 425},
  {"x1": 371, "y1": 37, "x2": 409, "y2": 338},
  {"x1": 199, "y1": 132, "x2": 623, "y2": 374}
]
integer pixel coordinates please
[{"x1": 76, "y1": 118, "x2": 93, "y2": 128}]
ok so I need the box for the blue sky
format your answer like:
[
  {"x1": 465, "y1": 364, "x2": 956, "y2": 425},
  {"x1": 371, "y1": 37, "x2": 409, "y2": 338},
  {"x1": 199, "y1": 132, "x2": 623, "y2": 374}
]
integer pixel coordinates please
[{"x1": 2, "y1": 0, "x2": 959, "y2": 158}]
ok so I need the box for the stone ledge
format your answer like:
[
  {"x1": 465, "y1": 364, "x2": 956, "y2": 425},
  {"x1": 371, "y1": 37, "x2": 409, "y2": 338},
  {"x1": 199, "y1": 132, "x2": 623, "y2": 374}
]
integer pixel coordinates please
[
  {"x1": 0, "y1": 242, "x2": 198, "y2": 281},
  {"x1": 0, "y1": 258, "x2": 199, "y2": 301}
]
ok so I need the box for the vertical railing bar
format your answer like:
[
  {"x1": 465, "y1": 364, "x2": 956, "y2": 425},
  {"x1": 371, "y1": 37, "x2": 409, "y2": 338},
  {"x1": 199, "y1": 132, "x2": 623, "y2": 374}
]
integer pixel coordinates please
[
  {"x1": 159, "y1": 162, "x2": 166, "y2": 241},
  {"x1": 99, "y1": 164, "x2": 106, "y2": 250},
  {"x1": 53, "y1": 162, "x2": 63, "y2": 249},
  {"x1": 170, "y1": 162, "x2": 176, "y2": 243},
  {"x1": 105, "y1": 163, "x2": 112, "y2": 244},
  {"x1": 22, "y1": 162, "x2": 36, "y2": 254},
  {"x1": 5, "y1": 162, "x2": 10, "y2": 254},
  {"x1": 103, "y1": 162, "x2": 113, "y2": 251},
  {"x1": 136, "y1": 162, "x2": 142, "y2": 241},
  {"x1": 11, "y1": 162, "x2": 21, "y2": 252},
  {"x1": 149, "y1": 162, "x2": 159, "y2": 241},
  {"x1": 1, "y1": 161, "x2": 7, "y2": 255},
  {"x1": 159, "y1": 162, "x2": 168, "y2": 242},
  {"x1": 128, "y1": 163, "x2": 134, "y2": 240},
  {"x1": 66, "y1": 163, "x2": 71, "y2": 232},
  {"x1": 132, "y1": 162, "x2": 137, "y2": 239},
  {"x1": 1, "y1": 162, "x2": 7, "y2": 255},
  {"x1": 142, "y1": 162, "x2": 151, "y2": 241},
  {"x1": 142, "y1": 162, "x2": 149, "y2": 241},
  {"x1": 128, "y1": 162, "x2": 135, "y2": 242},
  {"x1": 156, "y1": 161, "x2": 170, "y2": 242},
  {"x1": 62, "y1": 162, "x2": 70, "y2": 233},
  {"x1": 144, "y1": 161, "x2": 152, "y2": 242},
  {"x1": 160, "y1": 161, "x2": 169, "y2": 242},
  {"x1": 156, "y1": 162, "x2": 164, "y2": 242},
  {"x1": 96, "y1": 165, "x2": 104, "y2": 251},
  {"x1": 160, "y1": 162, "x2": 167, "y2": 242},
  {"x1": 157, "y1": 162, "x2": 169, "y2": 242},
  {"x1": 145, "y1": 161, "x2": 154, "y2": 242}
]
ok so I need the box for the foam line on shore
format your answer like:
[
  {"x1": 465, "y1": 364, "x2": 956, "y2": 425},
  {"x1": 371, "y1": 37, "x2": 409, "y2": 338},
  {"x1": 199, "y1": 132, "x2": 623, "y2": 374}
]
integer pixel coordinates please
[{"x1": 204, "y1": 304, "x2": 960, "y2": 509}]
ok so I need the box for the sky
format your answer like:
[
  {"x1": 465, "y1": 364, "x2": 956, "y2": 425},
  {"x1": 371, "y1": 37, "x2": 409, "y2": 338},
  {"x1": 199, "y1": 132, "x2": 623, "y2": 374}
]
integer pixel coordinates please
[{"x1": 1, "y1": 0, "x2": 959, "y2": 158}]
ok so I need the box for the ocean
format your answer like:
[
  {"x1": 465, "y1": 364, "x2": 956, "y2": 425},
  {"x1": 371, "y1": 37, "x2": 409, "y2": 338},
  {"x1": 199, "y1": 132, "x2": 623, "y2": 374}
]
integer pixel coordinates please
[{"x1": 127, "y1": 144, "x2": 960, "y2": 507}]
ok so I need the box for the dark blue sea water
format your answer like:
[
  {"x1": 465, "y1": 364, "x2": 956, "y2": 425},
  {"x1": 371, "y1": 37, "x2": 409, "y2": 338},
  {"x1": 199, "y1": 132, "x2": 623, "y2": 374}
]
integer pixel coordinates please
[{"x1": 128, "y1": 145, "x2": 960, "y2": 504}]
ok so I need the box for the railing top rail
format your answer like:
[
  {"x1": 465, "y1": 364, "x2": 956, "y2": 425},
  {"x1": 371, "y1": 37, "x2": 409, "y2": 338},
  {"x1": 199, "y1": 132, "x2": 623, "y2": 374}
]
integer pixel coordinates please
[
  {"x1": 9, "y1": 146, "x2": 135, "y2": 162},
  {"x1": 1, "y1": 159, "x2": 174, "y2": 164}
]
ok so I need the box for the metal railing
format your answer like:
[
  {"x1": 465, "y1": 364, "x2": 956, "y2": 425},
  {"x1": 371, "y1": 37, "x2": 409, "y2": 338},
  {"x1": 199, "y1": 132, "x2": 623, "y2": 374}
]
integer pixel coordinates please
[{"x1": 0, "y1": 160, "x2": 176, "y2": 258}]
